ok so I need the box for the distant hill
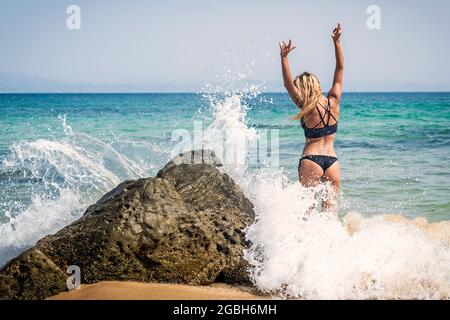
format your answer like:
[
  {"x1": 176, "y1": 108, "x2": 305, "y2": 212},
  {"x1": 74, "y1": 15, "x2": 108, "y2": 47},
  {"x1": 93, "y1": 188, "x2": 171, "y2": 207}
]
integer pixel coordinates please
[
  {"x1": 0, "y1": 72, "x2": 285, "y2": 93},
  {"x1": 0, "y1": 72, "x2": 202, "y2": 93},
  {"x1": 0, "y1": 72, "x2": 71, "y2": 93}
]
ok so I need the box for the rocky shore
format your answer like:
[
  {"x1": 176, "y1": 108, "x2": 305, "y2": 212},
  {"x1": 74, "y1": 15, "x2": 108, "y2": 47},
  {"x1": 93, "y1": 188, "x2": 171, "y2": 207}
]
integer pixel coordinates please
[{"x1": 0, "y1": 150, "x2": 255, "y2": 300}]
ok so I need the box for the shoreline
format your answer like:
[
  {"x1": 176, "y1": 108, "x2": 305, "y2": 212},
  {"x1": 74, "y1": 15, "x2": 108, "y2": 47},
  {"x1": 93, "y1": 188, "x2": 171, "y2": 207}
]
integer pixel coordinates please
[{"x1": 48, "y1": 281, "x2": 268, "y2": 300}]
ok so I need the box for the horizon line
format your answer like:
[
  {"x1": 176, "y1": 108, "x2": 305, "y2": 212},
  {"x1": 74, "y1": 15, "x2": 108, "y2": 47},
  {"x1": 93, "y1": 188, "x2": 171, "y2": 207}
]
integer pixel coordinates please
[{"x1": 1, "y1": 91, "x2": 450, "y2": 94}]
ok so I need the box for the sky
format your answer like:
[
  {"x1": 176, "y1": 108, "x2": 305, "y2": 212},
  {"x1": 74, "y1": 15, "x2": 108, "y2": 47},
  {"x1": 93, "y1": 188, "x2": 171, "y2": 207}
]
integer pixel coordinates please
[{"x1": 0, "y1": 0, "x2": 450, "y2": 92}]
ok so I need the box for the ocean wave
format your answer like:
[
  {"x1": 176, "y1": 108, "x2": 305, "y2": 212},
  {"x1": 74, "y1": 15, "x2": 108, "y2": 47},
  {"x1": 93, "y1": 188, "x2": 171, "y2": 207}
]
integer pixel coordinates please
[
  {"x1": 0, "y1": 91, "x2": 449, "y2": 299},
  {"x1": 0, "y1": 116, "x2": 159, "y2": 267},
  {"x1": 243, "y1": 178, "x2": 450, "y2": 299},
  {"x1": 199, "y1": 91, "x2": 450, "y2": 299}
]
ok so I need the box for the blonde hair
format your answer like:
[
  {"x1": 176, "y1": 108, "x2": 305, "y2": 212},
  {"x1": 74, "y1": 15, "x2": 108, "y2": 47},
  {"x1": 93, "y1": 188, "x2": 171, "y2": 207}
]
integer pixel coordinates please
[{"x1": 292, "y1": 72, "x2": 323, "y2": 121}]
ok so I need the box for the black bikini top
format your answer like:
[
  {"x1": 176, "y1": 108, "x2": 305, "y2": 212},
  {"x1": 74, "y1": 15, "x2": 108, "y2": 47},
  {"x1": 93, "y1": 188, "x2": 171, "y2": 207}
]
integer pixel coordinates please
[{"x1": 301, "y1": 97, "x2": 338, "y2": 139}]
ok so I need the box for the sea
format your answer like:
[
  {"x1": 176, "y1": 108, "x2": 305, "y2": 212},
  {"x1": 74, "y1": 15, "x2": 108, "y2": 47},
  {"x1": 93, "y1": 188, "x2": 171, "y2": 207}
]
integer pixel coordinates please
[{"x1": 1, "y1": 91, "x2": 449, "y2": 299}]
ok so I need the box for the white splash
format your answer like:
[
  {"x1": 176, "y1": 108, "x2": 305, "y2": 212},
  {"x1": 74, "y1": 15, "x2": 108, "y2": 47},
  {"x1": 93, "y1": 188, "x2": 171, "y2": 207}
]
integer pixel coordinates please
[
  {"x1": 203, "y1": 94, "x2": 257, "y2": 178},
  {"x1": 0, "y1": 118, "x2": 155, "y2": 266},
  {"x1": 243, "y1": 179, "x2": 450, "y2": 299},
  {"x1": 1, "y1": 91, "x2": 449, "y2": 299},
  {"x1": 200, "y1": 92, "x2": 450, "y2": 300}
]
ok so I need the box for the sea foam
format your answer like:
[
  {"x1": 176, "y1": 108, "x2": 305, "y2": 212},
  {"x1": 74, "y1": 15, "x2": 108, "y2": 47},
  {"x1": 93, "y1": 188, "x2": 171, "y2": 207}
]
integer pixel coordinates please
[
  {"x1": 1, "y1": 92, "x2": 449, "y2": 299},
  {"x1": 0, "y1": 117, "x2": 155, "y2": 266},
  {"x1": 202, "y1": 91, "x2": 450, "y2": 299}
]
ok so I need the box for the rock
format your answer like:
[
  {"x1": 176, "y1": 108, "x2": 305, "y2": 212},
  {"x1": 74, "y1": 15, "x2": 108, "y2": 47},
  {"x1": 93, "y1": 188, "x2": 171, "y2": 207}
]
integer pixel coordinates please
[
  {"x1": 0, "y1": 249, "x2": 66, "y2": 300},
  {"x1": 0, "y1": 150, "x2": 255, "y2": 300}
]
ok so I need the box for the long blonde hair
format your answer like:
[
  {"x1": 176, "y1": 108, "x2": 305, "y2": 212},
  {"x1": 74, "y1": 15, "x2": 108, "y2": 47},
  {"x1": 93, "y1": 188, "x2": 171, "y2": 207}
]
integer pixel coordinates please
[{"x1": 292, "y1": 72, "x2": 323, "y2": 121}]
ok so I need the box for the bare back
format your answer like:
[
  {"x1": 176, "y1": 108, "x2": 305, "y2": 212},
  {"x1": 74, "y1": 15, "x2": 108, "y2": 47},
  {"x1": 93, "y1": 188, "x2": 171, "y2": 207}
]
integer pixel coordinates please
[{"x1": 302, "y1": 95, "x2": 340, "y2": 157}]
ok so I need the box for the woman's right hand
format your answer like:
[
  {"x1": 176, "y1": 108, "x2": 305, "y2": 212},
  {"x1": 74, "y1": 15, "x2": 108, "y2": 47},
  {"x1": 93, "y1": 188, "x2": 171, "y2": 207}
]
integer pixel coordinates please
[{"x1": 279, "y1": 39, "x2": 296, "y2": 59}]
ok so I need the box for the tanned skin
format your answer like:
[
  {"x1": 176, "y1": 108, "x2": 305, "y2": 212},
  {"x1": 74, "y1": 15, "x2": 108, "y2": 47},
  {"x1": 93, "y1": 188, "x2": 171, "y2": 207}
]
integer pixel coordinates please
[{"x1": 280, "y1": 23, "x2": 344, "y2": 210}]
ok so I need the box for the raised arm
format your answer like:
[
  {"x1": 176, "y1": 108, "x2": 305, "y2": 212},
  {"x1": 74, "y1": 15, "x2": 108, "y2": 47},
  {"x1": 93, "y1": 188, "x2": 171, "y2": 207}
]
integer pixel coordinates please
[
  {"x1": 280, "y1": 40, "x2": 302, "y2": 107},
  {"x1": 328, "y1": 23, "x2": 344, "y2": 101}
]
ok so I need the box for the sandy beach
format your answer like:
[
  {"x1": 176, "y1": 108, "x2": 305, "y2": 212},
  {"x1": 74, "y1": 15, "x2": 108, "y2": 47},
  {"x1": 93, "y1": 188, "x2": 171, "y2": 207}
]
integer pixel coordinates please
[{"x1": 48, "y1": 281, "x2": 267, "y2": 300}]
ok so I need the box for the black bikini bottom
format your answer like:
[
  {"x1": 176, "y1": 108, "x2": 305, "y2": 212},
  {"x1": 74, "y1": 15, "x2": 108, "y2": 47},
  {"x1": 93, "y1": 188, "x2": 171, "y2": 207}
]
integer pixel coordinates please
[{"x1": 298, "y1": 155, "x2": 338, "y2": 173}]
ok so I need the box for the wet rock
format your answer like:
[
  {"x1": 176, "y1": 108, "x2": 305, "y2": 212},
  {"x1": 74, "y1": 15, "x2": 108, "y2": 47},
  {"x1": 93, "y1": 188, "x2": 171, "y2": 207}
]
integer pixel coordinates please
[{"x1": 0, "y1": 150, "x2": 255, "y2": 300}]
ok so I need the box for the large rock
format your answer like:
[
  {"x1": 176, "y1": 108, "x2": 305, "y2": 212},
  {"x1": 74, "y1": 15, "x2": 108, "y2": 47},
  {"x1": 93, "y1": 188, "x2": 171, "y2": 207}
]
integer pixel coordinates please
[{"x1": 0, "y1": 150, "x2": 255, "y2": 300}]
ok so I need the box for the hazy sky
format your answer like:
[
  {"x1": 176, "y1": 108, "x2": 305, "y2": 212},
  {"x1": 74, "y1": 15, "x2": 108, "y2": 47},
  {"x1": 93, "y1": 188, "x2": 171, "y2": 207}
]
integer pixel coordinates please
[{"x1": 1, "y1": 0, "x2": 450, "y2": 91}]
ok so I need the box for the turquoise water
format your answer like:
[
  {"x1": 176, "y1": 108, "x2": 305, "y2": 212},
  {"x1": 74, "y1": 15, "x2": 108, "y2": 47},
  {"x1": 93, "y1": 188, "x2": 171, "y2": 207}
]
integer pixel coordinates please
[{"x1": 0, "y1": 92, "x2": 450, "y2": 266}]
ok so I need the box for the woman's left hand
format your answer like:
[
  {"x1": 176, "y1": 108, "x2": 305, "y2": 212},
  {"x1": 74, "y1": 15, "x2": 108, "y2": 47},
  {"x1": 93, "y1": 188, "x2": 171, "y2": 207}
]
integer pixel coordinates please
[
  {"x1": 332, "y1": 23, "x2": 342, "y2": 42},
  {"x1": 279, "y1": 39, "x2": 296, "y2": 59}
]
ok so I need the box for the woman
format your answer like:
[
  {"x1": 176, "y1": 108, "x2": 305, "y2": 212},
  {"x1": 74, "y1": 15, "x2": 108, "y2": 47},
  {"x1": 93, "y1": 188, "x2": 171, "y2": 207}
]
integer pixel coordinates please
[{"x1": 280, "y1": 23, "x2": 343, "y2": 209}]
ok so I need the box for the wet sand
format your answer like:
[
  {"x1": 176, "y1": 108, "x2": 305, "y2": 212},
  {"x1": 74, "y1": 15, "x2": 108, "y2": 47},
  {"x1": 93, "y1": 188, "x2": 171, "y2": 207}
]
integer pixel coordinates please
[{"x1": 48, "y1": 281, "x2": 267, "y2": 300}]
